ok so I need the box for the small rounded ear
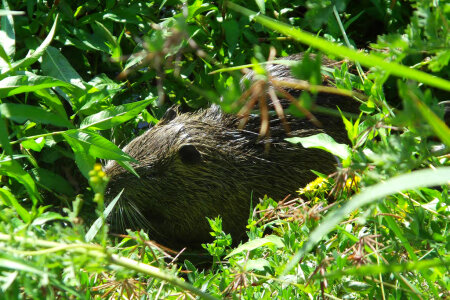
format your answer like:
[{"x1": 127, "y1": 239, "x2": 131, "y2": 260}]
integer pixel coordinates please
[
  {"x1": 159, "y1": 107, "x2": 178, "y2": 125},
  {"x1": 178, "y1": 144, "x2": 202, "y2": 164}
]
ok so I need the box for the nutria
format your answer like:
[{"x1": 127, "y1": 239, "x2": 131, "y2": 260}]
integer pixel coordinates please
[{"x1": 104, "y1": 54, "x2": 356, "y2": 248}]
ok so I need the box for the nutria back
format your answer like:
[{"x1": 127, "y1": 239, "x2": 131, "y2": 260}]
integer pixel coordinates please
[{"x1": 105, "y1": 56, "x2": 355, "y2": 248}]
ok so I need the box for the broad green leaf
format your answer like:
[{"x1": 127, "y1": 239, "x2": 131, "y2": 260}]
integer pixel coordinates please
[
  {"x1": 0, "y1": 41, "x2": 9, "y2": 68},
  {"x1": 63, "y1": 134, "x2": 95, "y2": 179},
  {"x1": 80, "y1": 98, "x2": 155, "y2": 130},
  {"x1": 283, "y1": 167, "x2": 450, "y2": 275},
  {"x1": 33, "y1": 89, "x2": 68, "y2": 119},
  {"x1": 41, "y1": 46, "x2": 85, "y2": 89},
  {"x1": 254, "y1": 0, "x2": 265, "y2": 13},
  {"x1": 99, "y1": 7, "x2": 147, "y2": 25},
  {"x1": 88, "y1": 73, "x2": 123, "y2": 90},
  {"x1": 0, "y1": 115, "x2": 12, "y2": 155},
  {"x1": 180, "y1": 0, "x2": 218, "y2": 20},
  {"x1": 21, "y1": 137, "x2": 45, "y2": 152},
  {"x1": 76, "y1": 75, "x2": 124, "y2": 113},
  {"x1": 243, "y1": 258, "x2": 271, "y2": 271},
  {"x1": 31, "y1": 168, "x2": 75, "y2": 196},
  {"x1": 226, "y1": 235, "x2": 284, "y2": 258},
  {"x1": 116, "y1": 160, "x2": 140, "y2": 178},
  {"x1": 63, "y1": 129, "x2": 137, "y2": 162},
  {"x1": 93, "y1": 21, "x2": 121, "y2": 60},
  {"x1": 0, "y1": 256, "x2": 55, "y2": 277},
  {"x1": 9, "y1": 15, "x2": 59, "y2": 72},
  {"x1": 0, "y1": 255, "x2": 82, "y2": 297},
  {"x1": 428, "y1": 49, "x2": 450, "y2": 72},
  {"x1": 0, "y1": 187, "x2": 31, "y2": 222},
  {"x1": 286, "y1": 133, "x2": 350, "y2": 159},
  {"x1": 378, "y1": 203, "x2": 416, "y2": 260},
  {"x1": 0, "y1": 74, "x2": 76, "y2": 97},
  {"x1": 227, "y1": 3, "x2": 450, "y2": 92},
  {"x1": 0, "y1": 103, "x2": 73, "y2": 128},
  {"x1": 339, "y1": 107, "x2": 359, "y2": 143},
  {"x1": 0, "y1": 0, "x2": 15, "y2": 66},
  {"x1": 223, "y1": 20, "x2": 239, "y2": 55},
  {"x1": 67, "y1": 27, "x2": 110, "y2": 53},
  {"x1": 31, "y1": 211, "x2": 68, "y2": 226},
  {"x1": 0, "y1": 159, "x2": 41, "y2": 205},
  {"x1": 399, "y1": 82, "x2": 450, "y2": 148},
  {"x1": 190, "y1": 3, "x2": 217, "y2": 18},
  {"x1": 124, "y1": 52, "x2": 146, "y2": 70},
  {"x1": 85, "y1": 189, "x2": 123, "y2": 242}
]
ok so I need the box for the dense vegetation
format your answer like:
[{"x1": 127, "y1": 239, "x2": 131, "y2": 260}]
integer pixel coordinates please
[{"x1": 0, "y1": 0, "x2": 449, "y2": 299}]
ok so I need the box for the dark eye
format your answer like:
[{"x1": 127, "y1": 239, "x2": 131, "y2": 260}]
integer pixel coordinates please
[{"x1": 178, "y1": 144, "x2": 202, "y2": 164}]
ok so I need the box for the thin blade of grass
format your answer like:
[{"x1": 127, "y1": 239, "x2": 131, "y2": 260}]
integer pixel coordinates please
[
  {"x1": 8, "y1": 15, "x2": 59, "y2": 73},
  {"x1": 85, "y1": 190, "x2": 123, "y2": 242},
  {"x1": 227, "y1": 3, "x2": 450, "y2": 92}
]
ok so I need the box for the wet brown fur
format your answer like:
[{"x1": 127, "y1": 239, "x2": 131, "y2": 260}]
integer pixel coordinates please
[{"x1": 105, "y1": 55, "x2": 355, "y2": 248}]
